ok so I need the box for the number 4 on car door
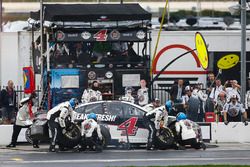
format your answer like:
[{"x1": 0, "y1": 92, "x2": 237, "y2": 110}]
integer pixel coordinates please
[{"x1": 117, "y1": 117, "x2": 138, "y2": 136}]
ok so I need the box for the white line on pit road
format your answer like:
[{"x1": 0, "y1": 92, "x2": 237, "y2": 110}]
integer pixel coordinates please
[{"x1": 3, "y1": 157, "x2": 250, "y2": 164}]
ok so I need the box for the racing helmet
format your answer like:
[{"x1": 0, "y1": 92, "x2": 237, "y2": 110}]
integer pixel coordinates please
[
  {"x1": 165, "y1": 100, "x2": 172, "y2": 112},
  {"x1": 176, "y1": 112, "x2": 187, "y2": 121},
  {"x1": 87, "y1": 112, "x2": 97, "y2": 121},
  {"x1": 69, "y1": 98, "x2": 79, "y2": 109}
]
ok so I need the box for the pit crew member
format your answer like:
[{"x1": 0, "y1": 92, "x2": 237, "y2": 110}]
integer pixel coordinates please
[
  {"x1": 144, "y1": 106, "x2": 168, "y2": 150},
  {"x1": 78, "y1": 113, "x2": 103, "y2": 152},
  {"x1": 46, "y1": 98, "x2": 79, "y2": 152},
  {"x1": 175, "y1": 112, "x2": 206, "y2": 150}
]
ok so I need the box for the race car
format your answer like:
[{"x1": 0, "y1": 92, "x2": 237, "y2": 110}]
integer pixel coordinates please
[{"x1": 73, "y1": 100, "x2": 178, "y2": 148}]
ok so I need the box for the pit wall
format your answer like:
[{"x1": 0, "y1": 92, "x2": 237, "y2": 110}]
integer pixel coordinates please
[{"x1": 0, "y1": 122, "x2": 250, "y2": 145}]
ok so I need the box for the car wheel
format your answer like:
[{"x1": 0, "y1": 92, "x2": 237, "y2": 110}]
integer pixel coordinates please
[
  {"x1": 100, "y1": 125, "x2": 111, "y2": 148},
  {"x1": 155, "y1": 127, "x2": 175, "y2": 149},
  {"x1": 58, "y1": 123, "x2": 82, "y2": 148}
]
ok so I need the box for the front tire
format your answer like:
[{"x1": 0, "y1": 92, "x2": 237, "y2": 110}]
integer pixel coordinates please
[
  {"x1": 58, "y1": 123, "x2": 81, "y2": 148},
  {"x1": 155, "y1": 127, "x2": 175, "y2": 149}
]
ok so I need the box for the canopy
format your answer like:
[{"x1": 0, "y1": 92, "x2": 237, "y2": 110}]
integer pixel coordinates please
[{"x1": 30, "y1": 4, "x2": 151, "y2": 22}]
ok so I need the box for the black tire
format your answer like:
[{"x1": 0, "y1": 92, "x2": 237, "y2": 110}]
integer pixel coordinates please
[
  {"x1": 155, "y1": 127, "x2": 175, "y2": 149},
  {"x1": 168, "y1": 120, "x2": 178, "y2": 137},
  {"x1": 58, "y1": 123, "x2": 81, "y2": 148},
  {"x1": 100, "y1": 125, "x2": 111, "y2": 148}
]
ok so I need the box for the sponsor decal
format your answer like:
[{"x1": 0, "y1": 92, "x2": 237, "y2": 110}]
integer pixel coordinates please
[
  {"x1": 122, "y1": 33, "x2": 133, "y2": 37},
  {"x1": 105, "y1": 71, "x2": 113, "y2": 79},
  {"x1": 81, "y1": 31, "x2": 91, "y2": 40},
  {"x1": 110, "y1": 30, "x2": 120, "y2": 40},
  {"x1": 88, "y1": 71, "x2": 96, "y2": 80},
  {"x1": 94, "y1": 29, "x2": 108, "y2": 41},
  {"x1": 76, "y1": 113, "x2": 117, "y2": 122},
  {"x1": 67, "y1": 33, "x2": 78, "y2": 38},
  {"x1": 136, "y1": 30, "x2": 146, "y2": 39},
  {"x1": 56, "y1": 31, "x2": 65, "y2": 41}
]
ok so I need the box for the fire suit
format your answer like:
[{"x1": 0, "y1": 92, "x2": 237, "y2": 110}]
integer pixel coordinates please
[
  {"x1": 81, "y1": 88, "x2": 102, "y2": 103},
  {"x1": 46, "y1": 102, "x2": 75, "y2": 150},
  {"x1": 7, "y1": 97, "x2": 39, "y2": 148},
  {"x1": 80, "y1": 119, "x2": 103, "y2": 151},
  {"x1": 144, "y1": 106, "x2": 168, "y2": 149},
  {"x1": 175, "y1": 119, "x2": 205, "y2": 149}
]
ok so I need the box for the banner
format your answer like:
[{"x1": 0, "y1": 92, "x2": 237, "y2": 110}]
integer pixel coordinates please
[
  {"x1": 53, "y1": 28, "x2": 147, "y2": 42},
  {"x1": 23, "y1": 67, "x2": 35, "y2": 94}
]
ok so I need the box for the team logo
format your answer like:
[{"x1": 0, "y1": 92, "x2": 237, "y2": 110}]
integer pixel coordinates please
[
  {"x1": 81, "y1": 31, "x2": 91, "y2": 40},
  {"x1": 138, "y1": 95, "x2": 145, "y2": 102},
  {"x1": 105, "y1": 71, "x2": 113, "y2": 79},
  {"x1": 84, "y1": 123, "x2": 91, "y2": 130},
  {"x1": 136, "y1": 30, "x2": 146, "y2": 39},
  {"x1": 110, "y1": 30, "x2": 120, "y2": 40},
  {"x1": 88, "y1": 71, "x2": 96, "y2": 80},
  {"x1": 56, "y1": 31, "x2": 65, "y2": 41},
  {"x1": 228, "y1": 108, "x2": 239, "y2": 117},
  {"x1": 94, "y1": 29, "x2": 108, "y2": 41},
  {"x1": 89, "y1": 96, "x2": 98, "y2": 102}
]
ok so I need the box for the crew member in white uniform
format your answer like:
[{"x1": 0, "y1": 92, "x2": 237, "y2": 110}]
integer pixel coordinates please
[
  {"x1": 79, "y1": 113, "x2": 103, "y2": 152},
  {"x1": 119, "y1": 87, "x2": 135, "y2": 103},
  {"x1": 144, "y1": 106, "x2": 168, "y2": 150},
  {"x1": 175, "y1": 112, "x2": 206, "y2": 150},
  {"x1": 6, "y1": 93, "x2": 39, "y2": 148},
  {"x1": 81, "y1": 81, "x2": 102, "y2": 103},
  {"x1": 222, "y1": 94, "x2": 248, "y2": 125},
  {"x1": 137, "y1": 79, "x2": 149, "y2": 106},
  {"x1": 143, "y1": 98, "x2": 161, "y2": 112},
  {"x1": 46, "y1": 98, "x2": 78, "y2": 152}
]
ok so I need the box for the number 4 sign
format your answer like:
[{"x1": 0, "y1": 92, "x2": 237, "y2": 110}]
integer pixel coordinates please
[
  {"x1": 94, "y1": 29, "x2": 108, "y2": 41},
  {"x1": 117, "y1": 117, "x2": 138, "y2": 136}
]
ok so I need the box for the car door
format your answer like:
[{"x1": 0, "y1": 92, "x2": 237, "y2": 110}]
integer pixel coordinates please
[
  {"x1": 103, "y1": 101, "x2": 124, "y2": 142},
  {"x1": 118, "y1": 103, "x2": 148, "y2": 143}
]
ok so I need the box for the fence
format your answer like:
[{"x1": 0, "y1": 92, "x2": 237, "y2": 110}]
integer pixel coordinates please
[
  {"x1": 0, "y1": 85, "x2": 41, "y2": 108},
  {"x1": 152, "y1": 84, "x2": 171, "y2": 104}
]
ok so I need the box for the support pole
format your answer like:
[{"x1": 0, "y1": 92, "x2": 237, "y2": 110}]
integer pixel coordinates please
[{"x1": 240, "y1": 0, "x2": 246, "y2": 104}]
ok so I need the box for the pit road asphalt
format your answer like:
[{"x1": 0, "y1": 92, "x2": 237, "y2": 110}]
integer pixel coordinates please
[{"x1": 1, "y1": 143, "x2": 250, "y2": 167}]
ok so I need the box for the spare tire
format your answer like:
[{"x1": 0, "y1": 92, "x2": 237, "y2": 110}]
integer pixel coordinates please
[
  {"x1": 58, "y1": 123, "x2": 81, "y2": 148},
  {"x1": 100, "y1": 125, "x2": 111, "y2": 148},
  {"x1": 155, "y1": 127, "x2": 175, "y2": 149}
]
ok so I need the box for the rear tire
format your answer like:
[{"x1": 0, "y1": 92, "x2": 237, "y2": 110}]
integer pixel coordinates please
[{"x1": 100, "y1": 125, "x2": 111, "y2": 148}]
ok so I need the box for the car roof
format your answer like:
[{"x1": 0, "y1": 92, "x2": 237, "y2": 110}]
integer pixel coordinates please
[{"x1": 76, "y1": 100, "x2": 147, "y2": 112}]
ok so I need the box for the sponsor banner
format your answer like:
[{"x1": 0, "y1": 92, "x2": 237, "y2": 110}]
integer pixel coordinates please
[
  {"x1": 53, "y1": 28, "x2": 147, "y2": 42},
  {"x1": 75, "y1": 113, "x2": 117, "y2": 122}
]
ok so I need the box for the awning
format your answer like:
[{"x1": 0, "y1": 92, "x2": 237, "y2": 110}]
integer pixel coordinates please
[{"x1": 30, "y1": 4, "x2": 152, "y2": 22}]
